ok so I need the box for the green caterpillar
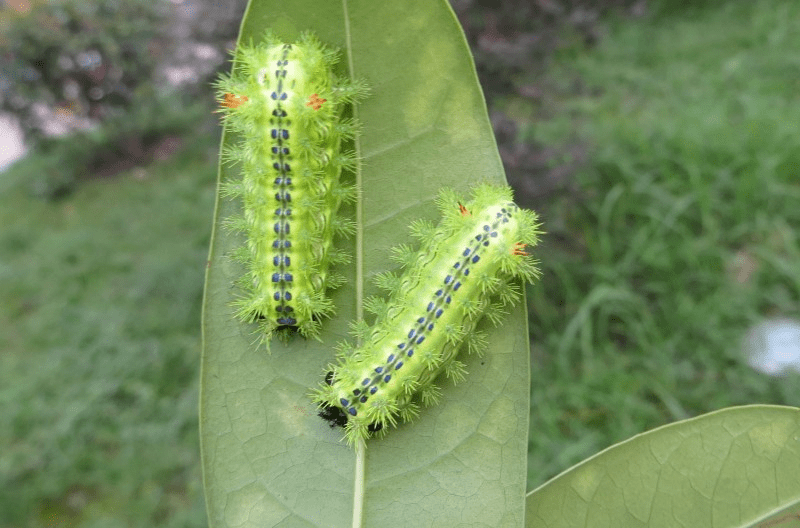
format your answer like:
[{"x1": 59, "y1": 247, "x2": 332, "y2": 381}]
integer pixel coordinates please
[
  {"x1": 215, "y1": 33, "x2": 366, "y2": 343},
  {"x1": 313, "y1": 184, "x2": 541, "y2": 445}
]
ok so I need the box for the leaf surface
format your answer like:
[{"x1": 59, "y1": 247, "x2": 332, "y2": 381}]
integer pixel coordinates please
[
  {"x1": 200, "y1": 1, "x2": 530, "y2": 526},
  {"x1": 526, "y1": 405, "x2": 800, "y2": 528}
]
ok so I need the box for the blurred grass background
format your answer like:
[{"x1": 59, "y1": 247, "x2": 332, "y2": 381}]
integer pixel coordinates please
[
  {"x1": 523, "y1": 0, "x2": 800, "y2": 488},
  {"x1": 0, "y1": 127, "x2": 217, "y2": 526},
  {"x1": 1, "y1": 0, "x2": 798, "y2": 525}
]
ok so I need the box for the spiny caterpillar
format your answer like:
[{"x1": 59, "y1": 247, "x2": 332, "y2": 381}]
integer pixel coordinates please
[
  {"x1": 312, "y1": 184, "x2": 541, "y2": 445},
  {"x1": 215, "y1": 32, "x2": 366, "y2": 343}
]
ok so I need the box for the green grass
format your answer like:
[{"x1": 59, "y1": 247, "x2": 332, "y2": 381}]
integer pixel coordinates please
[
  {"x1": 0, "y1": 124, "x2": 217, "y2": 526},
  {"x1": 524, "y1": 0, "x2": 800, "y2": 489}
]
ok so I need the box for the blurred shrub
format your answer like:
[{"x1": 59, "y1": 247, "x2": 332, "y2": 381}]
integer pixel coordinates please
[
  {"x1": 0, "y1": 0, "x2": 243, "y2": 200},
  {"x1": 0, "y1": 0, "x2": 168, "y2": 142},
  {"x1": 19, "y1": 91, "x2": 209, "y2": 200}
]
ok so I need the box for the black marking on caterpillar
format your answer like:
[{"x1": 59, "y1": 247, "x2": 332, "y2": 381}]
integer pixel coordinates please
[
  {"x1": 312, "y1": 184, "x2": 542, "y2": 445},
  {"x1": 317, "y1": 370, "x2": 384, "y2": 434},
  {"x1": 215, "y1": 32, "x2": 367, "y2": 345}
]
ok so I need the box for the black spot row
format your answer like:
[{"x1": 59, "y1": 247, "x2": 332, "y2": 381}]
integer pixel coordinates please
[{"x1": 270, "y1": 45, "x2": 296, "y2": 327}]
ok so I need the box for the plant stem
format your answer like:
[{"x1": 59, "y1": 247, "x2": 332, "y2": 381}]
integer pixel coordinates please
[{"x1": 352, "y1": 438, "x2": 366, "y2": 528}]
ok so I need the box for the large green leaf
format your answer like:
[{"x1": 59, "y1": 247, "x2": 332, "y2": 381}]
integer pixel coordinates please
[
  {"x1": 200, "y1": 1, "x2": 529, "y2": 527},
  {"x1": 526, "y1": 405, "x2": 800, "y2": 528}
]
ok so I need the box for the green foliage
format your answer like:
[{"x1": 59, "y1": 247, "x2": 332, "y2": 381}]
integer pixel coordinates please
[
  {"x1": 526, "y1": 0, "x2": 800, "y2": 492},
  {"x1": 0, "y1": 128, "x2": 216, "y2": 526}
]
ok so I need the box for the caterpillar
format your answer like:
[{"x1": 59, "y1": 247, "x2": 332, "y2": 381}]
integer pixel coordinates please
[
  {"x1": 312, "y1": 184, "x2": 541, "y2": 446},
  {"x1": 215, "y1": 32, "x2": 366, "y2": 344}
]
